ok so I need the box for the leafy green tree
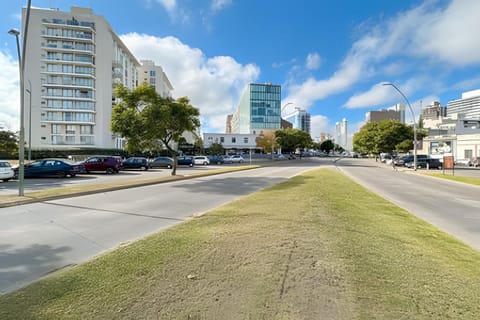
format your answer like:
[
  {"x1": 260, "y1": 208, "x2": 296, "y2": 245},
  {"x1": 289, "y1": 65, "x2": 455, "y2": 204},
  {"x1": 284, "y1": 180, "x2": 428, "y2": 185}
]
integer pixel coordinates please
[
  {"x1": 275, "y1": 128, "x2": 312, "y2": 153},
  {"x1": 111, "y1": 84, "x2": 200, "y2": 175},
  {"x1": 207, "y1": 142, "x2": 224, "y2": 155},
  {"x1": 353, "y1": 119, "x2": 415, "y2": 156},
  {"x1": 0, "y1": 131, "x2": 18, "y2": 158},
  {"x1": 319, "y1": 140, "x2": 334, "y2": 154},
  {"x1": 256, "y1": 131, "x2": 278, "y2": 156}
]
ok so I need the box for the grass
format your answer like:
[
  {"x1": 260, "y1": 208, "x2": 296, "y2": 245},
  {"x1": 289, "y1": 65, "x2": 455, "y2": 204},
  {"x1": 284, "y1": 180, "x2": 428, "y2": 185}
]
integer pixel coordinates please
[
  {"x1": 1, "y1": 168, "x2": 480, "y2": 319},
  {"x1": 425, "y1": 172, "x2": 480, "y2": 186}
]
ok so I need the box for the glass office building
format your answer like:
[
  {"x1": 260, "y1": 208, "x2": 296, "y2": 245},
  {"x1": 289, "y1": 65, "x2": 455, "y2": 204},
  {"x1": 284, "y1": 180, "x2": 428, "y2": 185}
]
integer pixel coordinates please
[{"x1": 232, "y1": 83, "x2": 281, "y2": 134}]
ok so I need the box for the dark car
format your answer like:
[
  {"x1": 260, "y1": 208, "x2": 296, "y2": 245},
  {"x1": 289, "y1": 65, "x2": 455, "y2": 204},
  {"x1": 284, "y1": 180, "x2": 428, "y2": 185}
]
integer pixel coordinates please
[
  {"x1": 207, "y1": 155, "x2": 225, "y2": 164},
  {"x1": 149, "y1": 156, "x2": 174, "y2": 169},
  {"x1": 177, "y1": 156, "x2": 194, "y2": 167},
  {"x1": 82, "y1": 155, "x2": 122, "y2": 174},
  {"x1": 13, "y1": 158, "x2": 84, "y2": 178},
  {"x1": 122, "y1": 157, "x2": 149, "y2": 171},
  {"x1": 405, "y1": 157, "x2": 442, "y2": 169}
]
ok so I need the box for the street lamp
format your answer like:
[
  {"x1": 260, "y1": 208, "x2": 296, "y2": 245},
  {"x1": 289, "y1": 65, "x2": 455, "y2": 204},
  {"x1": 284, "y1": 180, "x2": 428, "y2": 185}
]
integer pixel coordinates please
[
  {"x1": 382, "y1": 82, "x2": 418, "y2": 171},
  {"x1": 26, "y1": 80, "x2": 32, "y2": 161},
  {"x1": 9, "y1": 28, "x2": 25, "y2": 195},
  {"x1": 281, "y1": 102, "x2": 293, "y2": 117}
]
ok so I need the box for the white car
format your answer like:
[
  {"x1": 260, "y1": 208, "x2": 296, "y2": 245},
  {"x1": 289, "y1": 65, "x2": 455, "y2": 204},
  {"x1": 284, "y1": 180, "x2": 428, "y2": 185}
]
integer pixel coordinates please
[
  {"x1": 193, "y1": 156, "x2": 210, "y2": 165},
  {"x1": 224, "y1": 155, "x2": 245, "y2": 163},
  {"x1": 0, "y1": 160, "x2": 15, "y2": 182}
]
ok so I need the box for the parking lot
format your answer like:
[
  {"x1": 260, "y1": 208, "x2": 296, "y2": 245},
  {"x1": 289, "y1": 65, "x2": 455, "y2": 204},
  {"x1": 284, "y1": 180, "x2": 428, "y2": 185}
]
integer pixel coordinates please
[{"x1": 0, "y1": 164, "x2": 223, "y2": 196}]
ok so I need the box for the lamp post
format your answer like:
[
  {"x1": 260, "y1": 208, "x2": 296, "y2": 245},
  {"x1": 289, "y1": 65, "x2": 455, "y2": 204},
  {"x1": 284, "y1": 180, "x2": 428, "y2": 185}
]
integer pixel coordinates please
[
  {"x1": 26, "y1": 79, "x2": 32, "y2": 161},
  {"x1": 383, "y1": 82, "x2": 418, "y2": 171},
  {"x1": 9, "y1": 28, "x2": 25, "y2": 196}
]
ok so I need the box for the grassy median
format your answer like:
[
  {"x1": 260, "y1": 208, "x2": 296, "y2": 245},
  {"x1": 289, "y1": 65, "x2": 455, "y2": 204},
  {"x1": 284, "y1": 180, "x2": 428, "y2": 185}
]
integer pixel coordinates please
[{"x1": 1, "y1": 168, "x2": 480, "y2": 319}]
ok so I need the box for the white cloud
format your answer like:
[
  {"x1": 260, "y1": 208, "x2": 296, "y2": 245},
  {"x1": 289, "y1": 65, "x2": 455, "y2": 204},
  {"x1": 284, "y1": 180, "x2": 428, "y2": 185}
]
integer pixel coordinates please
[
  {"x1": 285, "y1": 0, "x2": 480, "y2": 114},
  {"x1": 305, "y1": 53, "x2": 321, "y2": 70},
  {"x1": 344, "y1": 83, "x2": 391, "y2": 109},
  {"x1": 155, "y1": 0, "x2": 176, "y2": 13},
  {"x1": 310, "y1": 115, "x2": 329, "y2": 139},
  {"x1": 121, "y1": 33, "x2": 260, "y2": 132},
  {"x1": 0, "y1": 51, "x2": 20, "y2": 132},
  {"x1": 211, "y1": 0, "x2": 233, "y2": 14}
]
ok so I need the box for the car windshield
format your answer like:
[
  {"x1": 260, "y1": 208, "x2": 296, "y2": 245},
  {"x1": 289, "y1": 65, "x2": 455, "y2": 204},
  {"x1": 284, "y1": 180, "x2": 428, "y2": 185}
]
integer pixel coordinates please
[{"x1": 0, "y1": 162, "x2": 11, "y2": 168}]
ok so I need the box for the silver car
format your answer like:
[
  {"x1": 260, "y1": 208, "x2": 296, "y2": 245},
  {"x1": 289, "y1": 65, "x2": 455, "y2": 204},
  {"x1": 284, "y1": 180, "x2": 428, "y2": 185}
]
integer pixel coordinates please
[{"x1": 0, "y1": 160, "x2": 15, "y2": 182}]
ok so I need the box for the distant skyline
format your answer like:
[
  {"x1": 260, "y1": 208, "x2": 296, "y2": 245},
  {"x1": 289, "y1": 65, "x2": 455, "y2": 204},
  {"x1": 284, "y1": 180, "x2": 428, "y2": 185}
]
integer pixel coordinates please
[{"x1": 2, "y1": 0, "x2": 480, "y2": 141}]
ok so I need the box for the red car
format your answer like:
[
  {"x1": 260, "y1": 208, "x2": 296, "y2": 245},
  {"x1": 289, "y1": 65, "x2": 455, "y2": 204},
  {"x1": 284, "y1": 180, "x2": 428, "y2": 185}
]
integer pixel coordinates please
[{"x1": 82, "y1": 156, "x2": 122, "y2": 174}]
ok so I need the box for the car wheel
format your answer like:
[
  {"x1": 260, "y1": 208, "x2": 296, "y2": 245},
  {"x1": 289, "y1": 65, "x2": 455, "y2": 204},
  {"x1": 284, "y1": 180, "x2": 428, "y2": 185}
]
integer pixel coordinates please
[
  {"x1": 189, "y1": 164, "x2": 193, "y2": 167},
  {"x1": 168, "y1": 164, "x2": 172, "y2": 169},
  {"x1": 2, "y1": 179, "x2": 10, "y2": 182},
  {"x1": 140, "y1": 166, "x2": 147, "y2": 171},
  {"x1": 106, "y1": 167, "x2": 115, "y2": 174}
]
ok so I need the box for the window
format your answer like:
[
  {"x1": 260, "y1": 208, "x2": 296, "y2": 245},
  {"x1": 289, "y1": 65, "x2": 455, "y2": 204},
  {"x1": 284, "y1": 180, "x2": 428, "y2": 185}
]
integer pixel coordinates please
[
  {"x1": 244, "y1": 137, "x2": 249, "y2": 144},
  {"x1": 231, "y1": 137, "x2": 236, "y2": 143},
  {"x1": 220, "y1": 137, "x2": 225, "y2": 143}
]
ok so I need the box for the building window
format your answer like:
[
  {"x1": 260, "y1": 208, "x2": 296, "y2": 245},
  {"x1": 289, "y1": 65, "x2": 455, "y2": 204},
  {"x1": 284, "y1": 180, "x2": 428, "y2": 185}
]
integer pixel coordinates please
[
  {"x1": 231, "y1": 137, "x2": 236, "y2": 143},
  {"x1": 244, "y1": 137, "x2": 248, "y2": 144},
  {"x1": 220, "y1": 137, "x2": 225, "y2": 143}
]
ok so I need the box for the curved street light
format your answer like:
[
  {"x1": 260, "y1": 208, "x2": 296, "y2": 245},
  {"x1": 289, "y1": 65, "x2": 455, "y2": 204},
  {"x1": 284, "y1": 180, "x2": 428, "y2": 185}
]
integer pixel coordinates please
[{"x1": 382, "y1": 82, "x2": 418, "y2": 171}]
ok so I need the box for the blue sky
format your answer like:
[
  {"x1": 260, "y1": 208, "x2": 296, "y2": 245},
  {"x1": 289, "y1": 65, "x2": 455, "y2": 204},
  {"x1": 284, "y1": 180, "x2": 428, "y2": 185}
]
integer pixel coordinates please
[{"x1": 2, "y1": 0, "x2": 480, "y2": 141}]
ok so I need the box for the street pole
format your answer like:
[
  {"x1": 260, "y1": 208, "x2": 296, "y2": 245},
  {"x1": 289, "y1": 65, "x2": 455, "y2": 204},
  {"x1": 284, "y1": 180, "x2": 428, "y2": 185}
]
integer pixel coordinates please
[
  {"x1": 26, "y1": 80, "x2": 32, "y2": 161},
  {"x1": 383, "y1": 82, "x2": 418, "y2": 171},
  {"x1": 9, "y1": 28, "x2": 25, "y2": 196}
]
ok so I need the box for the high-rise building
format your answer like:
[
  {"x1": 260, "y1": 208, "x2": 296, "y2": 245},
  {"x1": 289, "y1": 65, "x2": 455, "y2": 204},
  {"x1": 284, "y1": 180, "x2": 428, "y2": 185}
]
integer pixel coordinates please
[
  {"x1": 231, "y1": 83, "x2": 281, "y2": 134},
  {"x1": 446, "y1": 89, "x2": 480, "y2": 119},
  {"x1": 283, "y1": 108, "x2": 311, "y2": 134},
  {"x1": 137, "y1": 60, "x2": 173, "y2": 98},
  {"x1": 335, "y1": 118, "x2": 348, "y2": 150},
  {"x1": 23, "y1": 6, "x2": 141, "y2": 150}
]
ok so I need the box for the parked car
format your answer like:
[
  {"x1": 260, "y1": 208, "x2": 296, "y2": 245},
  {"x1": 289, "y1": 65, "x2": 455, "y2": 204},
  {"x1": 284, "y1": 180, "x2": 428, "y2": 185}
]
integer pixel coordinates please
[
  {"x1": 396, "y1": 154, "x2": 428, "y2": 166},
  {"x1": 193, "y1": 156, "x2": 210, "y2": 165},
  {"x1": 122, "y1": 157, "x2": 149, "y2": 171},
  {"x1": 82, "y1": 155, "x2": 122, "y2": 174},
  {"x1": 149, "y1": 156, "x2": 174, "y2": 169},
  {"x1": 207, "y1": 155, "x2": 225, "y2": 164},
  {"x1": 0, "y1": 160, "x2": 15, "y2": 182},
  {"x1": 177, "y1": 156, "x2": 194, "y2": 167},
  {"x1": 13, "y1": 158, "x2": 84, "y2": 178},
  {"x1": 224, "y1": 155, "x2": 245, "y2": 163},
  {"x1": 405, "y1": 157, "x2": 442, "y2": 169},
  {"x1": 455, "y1": 159, "x2": 472, "y2": 166}
]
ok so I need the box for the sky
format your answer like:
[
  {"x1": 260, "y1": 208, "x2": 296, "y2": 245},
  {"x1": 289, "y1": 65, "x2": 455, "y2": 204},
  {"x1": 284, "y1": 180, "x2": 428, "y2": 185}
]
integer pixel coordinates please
[{"x1": 2, "y1": 0, "x2": 480, "y2": 142}]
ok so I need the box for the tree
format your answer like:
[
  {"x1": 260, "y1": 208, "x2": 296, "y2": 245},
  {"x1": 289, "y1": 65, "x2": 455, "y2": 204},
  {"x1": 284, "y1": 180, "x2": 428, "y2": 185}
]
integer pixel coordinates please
[
  {"x1": 111, "y1": 84, "x2": 200, "y2": 175},
  {"x1": 0, "y1": 131, "x2": 18, "y2": 158},
  {"x1": 256, "y1": 131, "x2": 278, "y2": 157},
  {"x1": 275, "y1": 128, "x2": 312, "y2": 154},
  {"x1": 207, "y1": 142, "x2": 224, "y2": 155},
  {"x1": 353, "y1": 119, "x2": 415, "y2": 156},
  {"x1": 319, "y1": 140, "x2": 334, "y2": 154}
]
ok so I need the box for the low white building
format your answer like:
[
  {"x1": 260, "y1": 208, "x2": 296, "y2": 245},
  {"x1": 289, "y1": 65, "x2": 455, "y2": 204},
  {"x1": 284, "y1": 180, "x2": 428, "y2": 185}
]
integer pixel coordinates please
[{"x1": 203, "y1": 133, "x2": 259, "y2": 153}]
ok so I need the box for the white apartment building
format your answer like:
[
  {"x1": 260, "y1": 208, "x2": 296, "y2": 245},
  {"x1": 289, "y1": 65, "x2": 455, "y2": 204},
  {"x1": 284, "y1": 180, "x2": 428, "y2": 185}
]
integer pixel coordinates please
[
  {"x1": 137, "y1": 60, "x2": 173, "y2": 98},
  {"x1": 23, "y1": 6, "x2": 141, "y2": 150}
]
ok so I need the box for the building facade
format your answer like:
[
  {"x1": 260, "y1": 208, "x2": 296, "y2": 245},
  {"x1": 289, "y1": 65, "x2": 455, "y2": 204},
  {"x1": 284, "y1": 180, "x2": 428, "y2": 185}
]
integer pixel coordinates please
[
  {"x1": 335, "y1": 118, "x2": 348, "y2": 151},
  {"x1": 203, "y1": 133, "x2": 258, "y2": 153},
  {"x1": 23, "y1": 6, "x2": 140, "y2": 150},
  {"x1": 231, "y1": 83, "x2": 281, "y2": 134},
  {"x1": 283, "y1": 108, "x2": 311, "y2": 134},
  {"x1": 447, "y1": 89, "x2": 480, "y2": 119},
  {"x1": 137, "y1": 60, "x2": 173, "y2": 98}
]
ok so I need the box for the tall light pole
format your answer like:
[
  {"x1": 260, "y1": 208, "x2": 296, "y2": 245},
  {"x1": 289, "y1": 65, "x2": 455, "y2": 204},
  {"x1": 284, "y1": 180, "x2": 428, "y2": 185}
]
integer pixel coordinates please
[
  {"x1": 26, "y1": 79, "x2": 32, "y2": 161},
  {"x1": 9, "y1": 28, "x2": 25, "y2": 195},
  {"x1": 383, "y1": 82, "x2": 418, "y2": 170},
  {"x1": 9, "y1": 0, "x2": 32, "y2": 196}
]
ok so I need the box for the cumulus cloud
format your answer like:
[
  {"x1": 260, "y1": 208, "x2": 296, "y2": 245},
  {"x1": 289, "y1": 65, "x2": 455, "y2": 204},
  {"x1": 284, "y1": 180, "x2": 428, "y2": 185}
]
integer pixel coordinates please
[
  {"x1": 284, "y1": 0, "x2": 480, "y2": 113},
  {"x1": 0, "y1": 51, "x2": 20, "y2": 132},
  {"x1": 305, "y1": 53, "x2": 321, "y2": 70},
  {"x1": 310, "y1": 115, "x2": 329, "y2": 139},
  {"x1": 121, "y1": 33, "x2": 260, "y2": 132}
]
